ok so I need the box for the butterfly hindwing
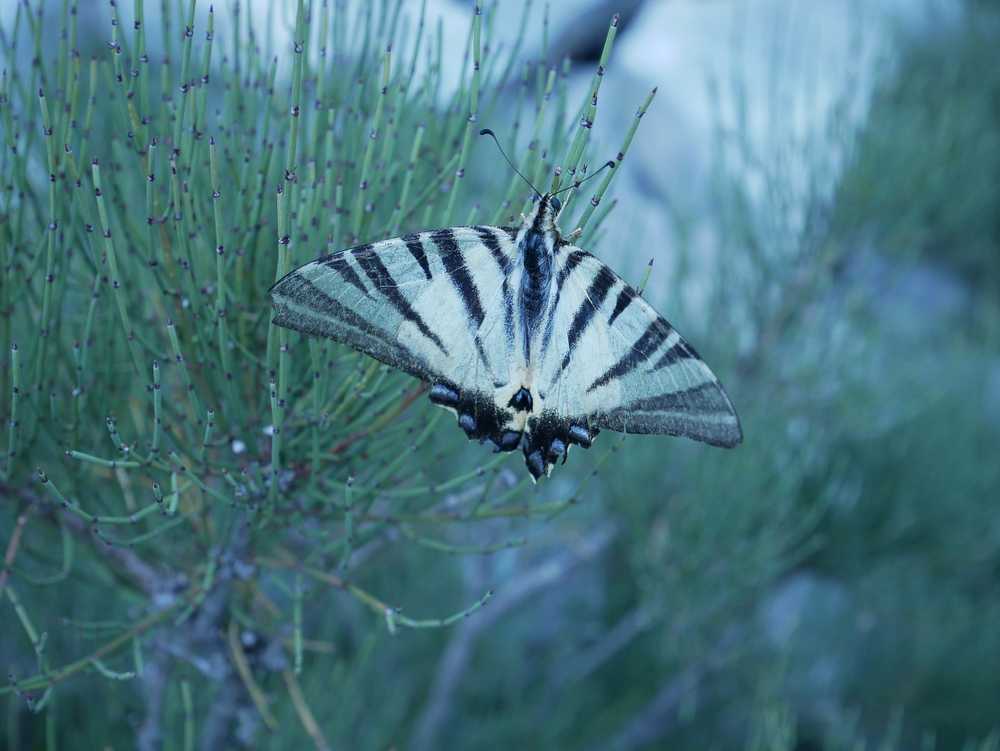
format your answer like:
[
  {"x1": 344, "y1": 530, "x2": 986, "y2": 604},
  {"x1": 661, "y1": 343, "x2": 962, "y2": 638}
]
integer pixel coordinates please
[{"x1": 537, "y1": 246, "x2": 742, "y2": 449}]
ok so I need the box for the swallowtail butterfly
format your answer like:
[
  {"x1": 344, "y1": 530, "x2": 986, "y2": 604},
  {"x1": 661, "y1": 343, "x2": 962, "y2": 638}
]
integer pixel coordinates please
[{"x1": 270, "y1": 131, "x2": 742, "y2": 480}]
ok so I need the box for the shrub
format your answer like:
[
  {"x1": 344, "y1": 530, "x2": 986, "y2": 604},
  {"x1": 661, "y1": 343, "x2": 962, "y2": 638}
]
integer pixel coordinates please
[{"x1": 0, "y1": 1, "x2": 653, "y2": 747}]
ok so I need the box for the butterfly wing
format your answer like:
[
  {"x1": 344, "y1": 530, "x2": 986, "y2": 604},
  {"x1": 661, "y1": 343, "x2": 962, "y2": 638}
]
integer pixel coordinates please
[
  {"x1": 528, "y1": 246, "x2": 742, "y2": 470},
  {"x1": 270, "y1": 225, "x2": 523, "y2": 442}
]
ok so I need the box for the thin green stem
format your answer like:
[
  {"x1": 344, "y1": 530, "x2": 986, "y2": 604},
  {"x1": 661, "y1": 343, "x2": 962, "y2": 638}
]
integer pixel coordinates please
[
  {"x1": 90, "y1": 160, "x2": 144, "y2": 375},
  {"x1": 575, "y1": 87, "x2": 657, "y2": 233},
  {"x1": 550, "y1": 14, "x2": 619, "y2": 194},
  {"x1": 4, "y1": 343, "x2": 19, "y2": 480},
  {"x1": 351, "y1": 46, "x2": 392, "y2": 241}
]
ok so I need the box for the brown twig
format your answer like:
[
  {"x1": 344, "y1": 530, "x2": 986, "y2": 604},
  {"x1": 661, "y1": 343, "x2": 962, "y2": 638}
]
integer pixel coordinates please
[
  {"x1": 226, "y1": 619, "x2": 279, "y2": 731},
  {"x1": 283, "y1": 669, "x2": 331, "y2": 751},
  {"x1": 258, "y1": 553, "x2": 392, "y2": 615},
  {"x1": 0, "y1": 505, "x2": 32, "y2": 598},
  {"x1": 56, "y1": 501, "x2": 163, "y2": 596},
  {"x1": 330, "y1": 382, "x2": 428, "y2": 455},
  {"x1": 3, "y1": 482, "x2": 162, "y2": 596}
]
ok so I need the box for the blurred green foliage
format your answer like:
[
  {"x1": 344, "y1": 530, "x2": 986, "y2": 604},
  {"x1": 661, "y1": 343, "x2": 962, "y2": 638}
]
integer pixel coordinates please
[
  {"x1": 1, "y1": 1, "x2": 999, "y2": 750},
  {"x1": 834, "y1": 1, "x2": 1000, "y2": 295}
]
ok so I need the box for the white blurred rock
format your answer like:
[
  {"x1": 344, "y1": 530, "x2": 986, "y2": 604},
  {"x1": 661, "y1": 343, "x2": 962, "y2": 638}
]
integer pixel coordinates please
[
  {"x1": 561, "y1": 0, "x2": 965, "y2": 309},
  {"x1": 234, "y1": 0, "x2": 635, "y2": 94},
  {"x1": 614, "y1": 0, "x2": 963, "y2": 205}
]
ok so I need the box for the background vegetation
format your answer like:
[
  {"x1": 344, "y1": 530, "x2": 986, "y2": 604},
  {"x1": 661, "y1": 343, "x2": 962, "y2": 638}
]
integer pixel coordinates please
[{"x1": 1, "y1": 1, "x2": 998, "y2": 749}]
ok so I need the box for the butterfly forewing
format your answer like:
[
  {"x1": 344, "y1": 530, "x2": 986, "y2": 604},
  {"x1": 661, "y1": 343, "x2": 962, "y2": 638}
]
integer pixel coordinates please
[
  {"x1": 271, "y1": 225, "x2": 523, "y2": 429},
  {"x1": 538, "y1": 247, "x2": 742, "y2": 449}
]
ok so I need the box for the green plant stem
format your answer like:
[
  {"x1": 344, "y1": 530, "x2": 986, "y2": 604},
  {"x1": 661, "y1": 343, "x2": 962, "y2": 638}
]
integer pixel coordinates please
[{"x1": 90, "y1": 161, "x2": 144, "y2": 375}]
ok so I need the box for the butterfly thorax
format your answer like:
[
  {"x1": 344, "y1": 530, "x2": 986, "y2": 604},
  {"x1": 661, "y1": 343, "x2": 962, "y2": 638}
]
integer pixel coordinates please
[
  {"x1": 519, "y1": 227, "x2": 554, "y2": 361},
  {"x1": 517, "y1": 195, "x2": 562, "y2": 364}
]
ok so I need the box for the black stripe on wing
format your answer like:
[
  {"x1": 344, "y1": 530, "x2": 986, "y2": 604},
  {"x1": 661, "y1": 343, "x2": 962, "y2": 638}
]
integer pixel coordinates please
[
  {"x1": 595, "y1": 382, "x2": 743, "y2": 447},
  {"x1": 473, "y1": 225, "x2": 516, "y2": 345},
  {"x1": 616, "y1": 382, "x2": 727, "y2": 413},
  {"x1": 587, "y1": 319, "x2": 673, "y2": 392},
  {"x1": 401, "y1": 233, "x2": 433, "y2": 280},
  {"x1": 271, "y1": 274, "x2": 433, "y2": 380},
  {"x1": 352, "y1": 244, "x2": 449, "y2": 355},
  {"x1": 540, "y1": 249, "x2": 590, "y2": 353},
  {"x1": 556, "y1": 249, "x2": 588, "y2": 291},
  {"x1": 433, "y1": 228, "x2": 485, "y2": 329},
  {"x1": 472, "y1": 225, "x2": 512, "y2": 272},
  {"x1": 321, "y1": 253, "x2": 370, "y2": 298},
  {"x1": 608, "y1": 285, "x2": 635, "y2": 325},
  {"x1": 648, "y1": 338, "x2": 700, "y2": 371},
  {"x1": 557, "y1": 264, "x2": 616, "y2": 374}
]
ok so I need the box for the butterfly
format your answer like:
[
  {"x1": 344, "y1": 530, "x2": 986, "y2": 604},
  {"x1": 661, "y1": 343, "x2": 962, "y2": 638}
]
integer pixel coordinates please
[{"x1": 270, "y1": 130, "x2": 742, "y2": 480}]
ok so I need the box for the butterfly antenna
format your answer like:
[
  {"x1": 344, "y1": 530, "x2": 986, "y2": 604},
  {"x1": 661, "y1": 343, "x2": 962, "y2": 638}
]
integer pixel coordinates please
[
  {"x1": 551, "y1": 159, "x2": 617, "y2": 196},
  {"x1": 479, "y1": 128, "x2": 542, "y2": 198}
]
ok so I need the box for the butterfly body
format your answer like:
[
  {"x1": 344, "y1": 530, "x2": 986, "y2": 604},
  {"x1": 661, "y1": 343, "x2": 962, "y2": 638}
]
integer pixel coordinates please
[{"x1": 270, "y1": 194, "x2": 742, "y2": 480}]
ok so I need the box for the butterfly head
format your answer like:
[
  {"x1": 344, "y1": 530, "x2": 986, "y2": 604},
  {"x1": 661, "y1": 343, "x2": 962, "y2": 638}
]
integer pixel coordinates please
[
  {"x1": 526, "y1": 193, "x2": 563, "y2": 234},
  {"x1": 479, "y1": 127, "x2": 615, "y2": 236}
]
